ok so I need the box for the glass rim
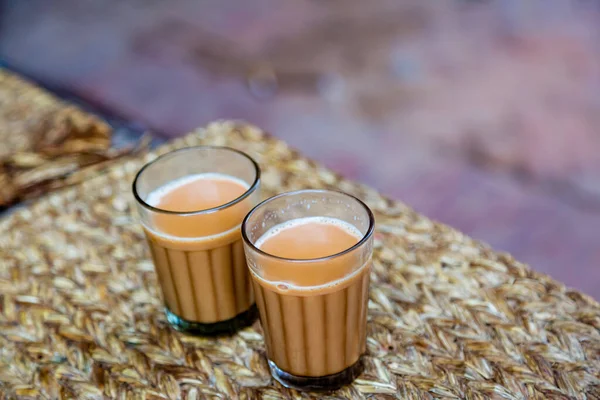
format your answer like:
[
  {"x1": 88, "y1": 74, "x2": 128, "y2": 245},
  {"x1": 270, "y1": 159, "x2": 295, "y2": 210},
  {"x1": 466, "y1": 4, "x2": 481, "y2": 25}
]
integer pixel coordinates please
[
  {"x1": 132, "y1": 145, "x2": 261, "y2": 216},
  {"x1": 241, "y1": 189, "x2": 375, "y2": 263}
]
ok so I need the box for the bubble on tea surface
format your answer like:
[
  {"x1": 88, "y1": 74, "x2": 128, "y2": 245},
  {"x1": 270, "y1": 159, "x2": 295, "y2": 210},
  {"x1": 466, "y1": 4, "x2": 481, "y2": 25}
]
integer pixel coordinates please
[{"x1": 277, "y1": 283, "x2": 289, "y2": 291}]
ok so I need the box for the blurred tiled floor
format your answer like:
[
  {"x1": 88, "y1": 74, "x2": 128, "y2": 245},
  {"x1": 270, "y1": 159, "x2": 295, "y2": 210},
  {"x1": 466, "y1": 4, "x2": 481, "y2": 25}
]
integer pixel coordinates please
[{"x1": 1, "y1": 0, "x2": 599, "y2": 297}]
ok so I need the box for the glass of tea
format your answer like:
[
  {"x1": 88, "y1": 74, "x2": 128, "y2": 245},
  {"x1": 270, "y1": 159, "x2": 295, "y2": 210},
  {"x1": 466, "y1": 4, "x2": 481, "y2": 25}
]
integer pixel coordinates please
[
  {"x1": 133, "y1": 146, "x2": 261, "y2": 335},
  {"x1": 242, "y1": 189, "x2": 374, "y2": 391}
]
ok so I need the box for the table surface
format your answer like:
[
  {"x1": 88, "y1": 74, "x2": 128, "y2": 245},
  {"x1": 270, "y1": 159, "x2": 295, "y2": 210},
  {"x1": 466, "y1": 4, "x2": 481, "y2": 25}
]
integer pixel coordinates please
[{"x1": 0, "y1": 121, "x2": 598, "y2": 399}]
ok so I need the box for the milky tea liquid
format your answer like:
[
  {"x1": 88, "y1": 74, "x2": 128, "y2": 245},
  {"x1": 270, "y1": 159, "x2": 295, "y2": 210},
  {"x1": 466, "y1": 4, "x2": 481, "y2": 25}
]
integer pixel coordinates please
[
  {"x1": 144, "y1": 173, "x2": 255, "y2": 324},
  {"x1": 251, "y1": 217, "x2": 370, "y2": 378}
]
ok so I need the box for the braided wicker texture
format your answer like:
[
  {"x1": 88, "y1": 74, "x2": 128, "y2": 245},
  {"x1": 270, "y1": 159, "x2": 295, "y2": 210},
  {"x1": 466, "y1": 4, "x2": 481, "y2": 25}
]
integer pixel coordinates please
[
  {"x1": 0, "y1": 121, "x2": 599, "y2": 399},
  {"x1": 0, "y1": 69, "x2": 147, "y2": 209}
]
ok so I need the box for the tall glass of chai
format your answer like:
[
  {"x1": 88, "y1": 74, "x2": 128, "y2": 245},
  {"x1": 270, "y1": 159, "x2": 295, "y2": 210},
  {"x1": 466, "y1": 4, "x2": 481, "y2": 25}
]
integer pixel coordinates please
[
  {"x1": 242, "y1": 189, "x2": 374, "y2": 391},
  {"x1": 133, "y1": 146, "x2": 261, "y2": 335}
]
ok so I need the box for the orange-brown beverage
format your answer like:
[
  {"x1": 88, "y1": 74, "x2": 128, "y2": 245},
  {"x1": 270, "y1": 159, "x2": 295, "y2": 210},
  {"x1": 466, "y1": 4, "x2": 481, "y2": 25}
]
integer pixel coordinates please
[
  {"x1": 242, "y1": 190, "x2": 374, "y2": 391},
  {"x1": 133, "y1": 147, "x2": 260, "y2": 335}
]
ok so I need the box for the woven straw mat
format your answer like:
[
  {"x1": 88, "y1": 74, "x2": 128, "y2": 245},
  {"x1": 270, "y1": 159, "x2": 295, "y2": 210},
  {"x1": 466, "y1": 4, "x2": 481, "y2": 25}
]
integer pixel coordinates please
[
  {"x1": 0, "y1": 69, "x2": 147, "y2": 208},
  {"x1": 0, "y1": 121, "x2": 599, "y2": 400}
]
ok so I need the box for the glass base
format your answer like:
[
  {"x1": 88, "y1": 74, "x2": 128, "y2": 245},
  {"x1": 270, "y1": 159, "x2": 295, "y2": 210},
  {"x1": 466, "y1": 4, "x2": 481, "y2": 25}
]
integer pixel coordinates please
[
  {"x1": 269, "y1": 357, "x2": 364, "y2": 392},
  {"x1": 165, "y1": 304, "x2": 258, "y2": 336}
]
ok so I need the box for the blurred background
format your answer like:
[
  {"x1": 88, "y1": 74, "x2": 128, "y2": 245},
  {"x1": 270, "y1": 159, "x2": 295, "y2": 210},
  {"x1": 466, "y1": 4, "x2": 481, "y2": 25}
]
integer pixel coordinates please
[{"x1": 0, "y1": 0, "x2": 599, "y2": 298}]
